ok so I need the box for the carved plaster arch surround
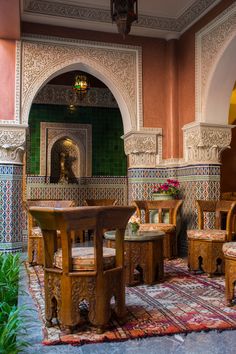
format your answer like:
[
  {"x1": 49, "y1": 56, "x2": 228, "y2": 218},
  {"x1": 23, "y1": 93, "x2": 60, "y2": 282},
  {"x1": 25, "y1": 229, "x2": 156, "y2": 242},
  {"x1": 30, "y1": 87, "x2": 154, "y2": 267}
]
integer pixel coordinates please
[
  {"x1": 196, "y1": 2, "x2": 236, "y2": 124},
  {"x1": 20, "y1": 36, "x2": 143, "y2": 134}
]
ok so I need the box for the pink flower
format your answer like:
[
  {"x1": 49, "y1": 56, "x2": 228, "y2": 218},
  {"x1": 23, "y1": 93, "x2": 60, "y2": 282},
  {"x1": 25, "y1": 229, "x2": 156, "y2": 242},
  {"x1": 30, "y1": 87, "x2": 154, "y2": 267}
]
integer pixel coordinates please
[{"x1": 153, "y1": 179, "x2": 180, "y2": 196}]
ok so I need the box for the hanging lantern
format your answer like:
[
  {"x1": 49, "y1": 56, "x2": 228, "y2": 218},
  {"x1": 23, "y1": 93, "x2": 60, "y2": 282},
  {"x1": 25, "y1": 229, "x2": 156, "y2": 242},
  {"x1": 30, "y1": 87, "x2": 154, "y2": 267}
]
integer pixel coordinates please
[{"x1": 111, "y1": 0, "x2": 138, "y2": 38}]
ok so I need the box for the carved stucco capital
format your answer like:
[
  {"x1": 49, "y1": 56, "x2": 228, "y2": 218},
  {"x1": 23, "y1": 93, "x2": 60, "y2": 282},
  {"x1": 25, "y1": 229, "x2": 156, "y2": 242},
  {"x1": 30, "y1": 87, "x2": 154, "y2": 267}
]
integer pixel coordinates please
[
  {"x1": 183, "y1": 122, "x2": 233, "y2": 164},
  {"x1": 123, "y1": 129, "x2": 162, "y2": 168},
  {"x1": 0, "y1": 125, "x2": 27, "y2": 164}
]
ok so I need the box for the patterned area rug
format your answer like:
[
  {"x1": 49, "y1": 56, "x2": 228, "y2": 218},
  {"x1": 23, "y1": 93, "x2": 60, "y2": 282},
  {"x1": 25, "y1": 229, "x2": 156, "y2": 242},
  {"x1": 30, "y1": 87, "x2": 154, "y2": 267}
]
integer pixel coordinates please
[{"x1": 25, "y1": 259, "x2": 236, "y2": 346}]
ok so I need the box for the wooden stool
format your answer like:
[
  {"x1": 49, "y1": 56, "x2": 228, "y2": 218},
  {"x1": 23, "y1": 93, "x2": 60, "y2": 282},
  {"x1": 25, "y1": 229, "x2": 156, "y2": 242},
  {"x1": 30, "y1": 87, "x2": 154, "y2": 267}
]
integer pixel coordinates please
[
  {"x1": 222, "y1": 242, "x2": 236, "y2": 306},
  {"x1": 104, "y1": 229, "x2": 165, "y2": 286}
]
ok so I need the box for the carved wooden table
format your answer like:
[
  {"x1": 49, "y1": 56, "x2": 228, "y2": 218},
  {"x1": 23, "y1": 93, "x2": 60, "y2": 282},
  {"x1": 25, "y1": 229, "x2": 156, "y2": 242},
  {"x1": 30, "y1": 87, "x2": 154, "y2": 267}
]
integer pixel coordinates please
[{"x1": 104, "y1": 230, "x2": 165, "y2": 286}]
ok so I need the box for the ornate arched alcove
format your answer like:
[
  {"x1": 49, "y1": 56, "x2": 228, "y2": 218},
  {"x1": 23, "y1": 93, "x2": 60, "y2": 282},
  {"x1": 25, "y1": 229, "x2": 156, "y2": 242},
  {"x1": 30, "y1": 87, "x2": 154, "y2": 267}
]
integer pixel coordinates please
[
  {"x1": 40, "y1": 122, "x2": 91, "y2": 179},
  {"x1": 195, "y1": 2, "x2": 236, "y2": 125},
  {"x1": 19, "y1": 36, "x2": 143, "y2": 134},
  {"x1": 184, "y1": 2, "x2": 236, "y2": 165}
]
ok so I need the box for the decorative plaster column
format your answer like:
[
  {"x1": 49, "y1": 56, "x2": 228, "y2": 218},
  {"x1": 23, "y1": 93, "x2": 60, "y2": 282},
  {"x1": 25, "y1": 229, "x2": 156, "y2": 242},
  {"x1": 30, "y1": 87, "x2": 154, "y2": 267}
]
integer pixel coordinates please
[
  {"x1": 123, "y1": 129, "x2": 162, "y2": 168},
  {"x1": 0, "y1": 125, "x2": 26, "y2": 253},
  {"x1": 180, "y1": 122, "x2": 234, "y2": 250},
  {"x1": 183, "y1": 122, "x2": 233, "y2": 165},
  {"x1": 123, "y1": 129, "x2": 163, "y2": 201}
]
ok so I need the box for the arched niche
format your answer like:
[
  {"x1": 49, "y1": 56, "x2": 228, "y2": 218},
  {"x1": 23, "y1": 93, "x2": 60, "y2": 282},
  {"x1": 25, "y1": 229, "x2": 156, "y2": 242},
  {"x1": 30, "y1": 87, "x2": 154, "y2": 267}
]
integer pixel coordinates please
[
  {"x1": 40, "y1": 122, "x2": 91, "y2": 178},
  {"x1": 50, "y1": 137, "x2": 81, "y2": 183}
]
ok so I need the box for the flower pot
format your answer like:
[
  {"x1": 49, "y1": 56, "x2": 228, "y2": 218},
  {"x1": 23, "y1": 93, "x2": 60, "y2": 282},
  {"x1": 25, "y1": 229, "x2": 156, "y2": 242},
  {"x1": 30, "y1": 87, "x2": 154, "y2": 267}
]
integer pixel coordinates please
[{"x1": 152, "y1": 193, "x2": 174, "y2": 201}]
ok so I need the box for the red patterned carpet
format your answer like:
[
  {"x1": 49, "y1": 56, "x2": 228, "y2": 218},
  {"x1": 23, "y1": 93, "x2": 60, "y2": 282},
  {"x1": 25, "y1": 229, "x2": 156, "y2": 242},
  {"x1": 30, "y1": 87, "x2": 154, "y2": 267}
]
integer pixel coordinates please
[{"x1": 25, "y1": 259, "x2": 236, "y2": 346}]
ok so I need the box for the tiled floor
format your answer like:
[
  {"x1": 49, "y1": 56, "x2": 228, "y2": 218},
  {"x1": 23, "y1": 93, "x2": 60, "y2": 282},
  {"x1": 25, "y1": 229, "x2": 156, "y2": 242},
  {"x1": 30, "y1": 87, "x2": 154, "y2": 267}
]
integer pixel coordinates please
[{"x1": 19, "y1": 262, "x2": 236, "y2": 354}]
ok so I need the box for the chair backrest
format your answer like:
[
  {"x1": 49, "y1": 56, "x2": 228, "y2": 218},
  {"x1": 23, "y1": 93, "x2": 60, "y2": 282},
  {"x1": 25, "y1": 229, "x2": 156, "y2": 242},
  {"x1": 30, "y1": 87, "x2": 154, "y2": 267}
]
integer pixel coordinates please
[
  {"x1": 196, "y1": 200, "x2": 236, "y2": 238},
  {"x1": 84, "y1": 199, "x2": 118, "y2": 206},
  {"x1": 133, "y1": 199, "x2": 183, "y2": 225},
  {"x1": 29, "y1": 206, "x2": 135, "y2": 271},
  {"x1": 26, "y1": 199, "x2": 77, "y2": 231},
  {"x1": 221, "y1": 192, "x2": 236, "y2": 200}
]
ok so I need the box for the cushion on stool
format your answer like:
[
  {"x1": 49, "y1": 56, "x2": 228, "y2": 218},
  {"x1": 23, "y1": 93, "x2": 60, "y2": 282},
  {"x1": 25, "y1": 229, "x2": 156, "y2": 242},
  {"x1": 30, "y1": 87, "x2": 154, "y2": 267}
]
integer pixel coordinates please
[
  {"x1": 222, "y1": 242, "x2": 236, "y2": 257},
  {"x1": 54, "y1": 247, "x2": 116, "y2": 271},
  {"x1": 140, "y1": 223, "x2": 175, "y2": 233},
  {"x1": 187, "y1": 229, "x2": 227, "y2": 241}
]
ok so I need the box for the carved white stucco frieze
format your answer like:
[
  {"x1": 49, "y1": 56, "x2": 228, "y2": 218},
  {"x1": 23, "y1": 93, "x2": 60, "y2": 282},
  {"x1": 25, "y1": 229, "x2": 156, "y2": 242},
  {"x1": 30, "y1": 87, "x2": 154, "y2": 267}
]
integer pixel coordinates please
[
  {"x1": 0, "y1": 126, "x2": 27, "y2": 164},
  {"x1": 20, "y1": 37, "x2": 142, "y2": 132},
  {"x1": 195, "y1": 2, "x2": 236, "y2": 121},
  {"x1": 123, "y1": 130, "x2": 162, "y2": 168},
  {"x1": 183, "y1": 122, "x2": 233, "y2": 164},
  {"x1": 33, "y1": 85, "x2": 118, "y2": 108}
]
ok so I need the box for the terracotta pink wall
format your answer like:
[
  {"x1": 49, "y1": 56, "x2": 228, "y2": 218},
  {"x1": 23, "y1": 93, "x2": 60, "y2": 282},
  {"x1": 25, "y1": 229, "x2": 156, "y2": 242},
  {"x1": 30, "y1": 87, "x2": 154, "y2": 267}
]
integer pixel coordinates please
[
  {"x1": 0, "y1": 0, "x2": 20, "y2": 121},
  {"x1": 0, "y1": 40, "x2": 16, "y2": 121},
  {"x1": 0, "y1": 0, "x2": 20, "y2": 40}
]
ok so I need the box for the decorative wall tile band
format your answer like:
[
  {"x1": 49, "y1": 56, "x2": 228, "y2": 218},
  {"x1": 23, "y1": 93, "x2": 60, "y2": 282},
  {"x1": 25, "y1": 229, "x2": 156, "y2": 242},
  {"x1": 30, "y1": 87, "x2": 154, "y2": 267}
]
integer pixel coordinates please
[
  {"x1": 26, "y1": 176, "x2": 128, "y2": 206},
  {"x1": 0, "y1": 164, "x2": 23, "y2": 251},
  {"x1": 0, "y1": 242, "x2": 23, "y2": 253}
]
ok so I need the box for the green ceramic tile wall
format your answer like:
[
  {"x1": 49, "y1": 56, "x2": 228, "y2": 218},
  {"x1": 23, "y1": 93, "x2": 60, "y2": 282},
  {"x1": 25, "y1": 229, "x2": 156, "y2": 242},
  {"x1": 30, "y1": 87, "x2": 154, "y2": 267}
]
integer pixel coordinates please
[{"x1": 28, "y1": 104, "x2": 127, "y2": 176}]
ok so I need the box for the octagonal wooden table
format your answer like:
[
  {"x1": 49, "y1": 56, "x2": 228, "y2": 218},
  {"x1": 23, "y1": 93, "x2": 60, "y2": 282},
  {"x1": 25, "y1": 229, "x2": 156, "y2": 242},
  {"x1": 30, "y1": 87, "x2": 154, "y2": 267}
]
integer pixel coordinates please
[{"x1": 104, "y1": 229, "x2": 165, "y2": 286}]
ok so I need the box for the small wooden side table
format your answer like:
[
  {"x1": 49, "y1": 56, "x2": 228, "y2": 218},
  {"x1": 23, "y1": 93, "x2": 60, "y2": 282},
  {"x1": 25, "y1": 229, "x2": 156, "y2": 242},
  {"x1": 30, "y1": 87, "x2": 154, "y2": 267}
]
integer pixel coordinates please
[{"x1": 104, "y1": 230, "x2": 165, "y2": 286}]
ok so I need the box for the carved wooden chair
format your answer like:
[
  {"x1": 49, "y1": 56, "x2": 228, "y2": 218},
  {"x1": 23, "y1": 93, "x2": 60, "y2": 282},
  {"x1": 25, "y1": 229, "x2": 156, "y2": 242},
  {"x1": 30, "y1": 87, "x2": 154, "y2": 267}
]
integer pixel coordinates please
[
  {"x1": 84, "y1": 199, "x2": 118, "y2": 206},
  {"x1": 222, "y1": 242, "x2": 236, "y2": 306},
  {"x1": 132, "y1": 199, "x2": 183, "y2": 259},
  {"x1": 29, "y1": 205, "x2": 135, "y2": 334},
  {"x1": 221, "y1": 193, "x2": 236, "y2": 232},
  {"x1": 187, "y1": 200, "x2": 236, "y2": 277},
  {"x1": 26, "y1": 199, "x2": 77, "y2": 265}
]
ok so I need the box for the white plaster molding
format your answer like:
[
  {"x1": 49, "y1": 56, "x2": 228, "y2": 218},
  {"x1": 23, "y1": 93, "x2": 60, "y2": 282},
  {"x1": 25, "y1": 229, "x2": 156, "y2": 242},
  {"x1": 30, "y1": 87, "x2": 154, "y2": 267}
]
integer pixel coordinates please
[
  {"x1": 123, "y1": 129, "x2": 163, "y2": 168},
  {"x1": 195, "y1": 2, "x2": 236, "y2": 122},
  {"x1": 40, "y1": 122, "x2": 92, "y2": 177},
  {"x1": 15, "y1": 41, "x2": 21, "y2": 124},
  {"x1": 33, "y1": 84, "x2": 118, "y2": 108},
  {"x1": 0, "y1": 125, "x2": 27, "y2": 164},
  {"x1": 20, "y1": 35, "x2": 142, "y2": 134},
  {"x1": 22, "y1": 0, "x2": 220, "y2": 36},
  {"x1": 182, "y1": 122, "x2": 234, "y2": 164}
]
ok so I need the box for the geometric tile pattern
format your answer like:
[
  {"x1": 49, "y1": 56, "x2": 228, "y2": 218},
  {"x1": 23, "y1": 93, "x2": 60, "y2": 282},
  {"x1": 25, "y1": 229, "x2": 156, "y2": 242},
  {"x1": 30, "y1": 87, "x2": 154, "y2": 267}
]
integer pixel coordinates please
[
  {"x1": 26, "y1": 176, "x2": 128, "y2": 206},
  {"x1": 0, "y1": 164, "x2": 23, "y2": 253},
  {"x1": 128, "y1": 164, "x2": 221, "y2": 255}
]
